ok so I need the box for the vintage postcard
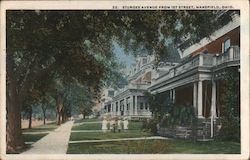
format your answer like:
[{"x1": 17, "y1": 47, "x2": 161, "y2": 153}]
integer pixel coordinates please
[{"x1": 0, "y1": 0, "x2": 249, "y2": 160}]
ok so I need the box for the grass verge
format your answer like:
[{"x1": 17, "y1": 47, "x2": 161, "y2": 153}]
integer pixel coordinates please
[
  {"x1": 72, "y1": 123, "x2": 101, "y2": 130},
  {"x1": 67, "y1": 139, "x2": 240, "y2": 154},
  {"x1": 74, "y1": 118, "x2": 101, "y2": 124},
  {"x1": 69, "y1": 131, "x2": 152, "y2": 141}
]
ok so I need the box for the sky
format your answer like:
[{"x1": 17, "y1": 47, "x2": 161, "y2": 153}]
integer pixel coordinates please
[{"x1": 112, "y1": 41, "x2": 136, "y2": 70}]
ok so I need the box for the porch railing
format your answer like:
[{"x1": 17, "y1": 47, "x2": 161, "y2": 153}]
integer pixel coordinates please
[
  {"x1": 154, "y1": 46, "x2": 240, "y2": 84},
  {"x1": 214, "y1": 46, "x2": 240, "y2": 66}
]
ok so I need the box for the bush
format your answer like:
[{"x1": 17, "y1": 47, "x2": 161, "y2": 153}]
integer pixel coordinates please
[
  {"x1": 217, "y1": 116, "x2": 240, "y2": 141},
  {"x1": 217, "y1": 68, "x2": 240, "y2": 142},
  {"x1": 142, "y1": 118, "x2": 158, "y2": 134},
  {"x1": 163, "y1": 103, "x2": 196, "y2": 127}
]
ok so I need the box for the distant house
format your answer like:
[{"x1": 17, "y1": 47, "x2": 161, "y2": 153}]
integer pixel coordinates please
[{"x1": 102, "y1": 51, "x2": 179, "y2": 119}]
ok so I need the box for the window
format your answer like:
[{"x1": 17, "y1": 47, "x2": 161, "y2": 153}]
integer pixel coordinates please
[
  {"x1": 223, "y1": 38, "x2": 230, "y2": 53},
  {"x1": 108, "y1": 90, "x2": 114, "y2": 97},
  {"x1": 140, "y1": 103, "x2": 143, "y2": 110},
  {"x1": 142, "y1": 58, "x2": 147, "y2": 65},
  {"x1": 203, "y1": 50, "x2": 208, "y2": 54}
]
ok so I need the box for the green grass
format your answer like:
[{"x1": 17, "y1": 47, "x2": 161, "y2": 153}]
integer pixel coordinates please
[
  {"x1": 22, "y1": 122, "x2": 57, "y2": 132},
  {"x1": 166, "y1": 139, "x2": 240, "y2": 154},
  {"x1": 74, "y1": 118, "x2": 101, "y2": 124},
  {"x1": 22, "y1": 122, "x2": 58, "y2": 144},
  {"x1": 72, "y1": 120, "x2": 143, "y2": 131},
  {"x1": 68, "y1": 120, "x2": 240, "y2": 154},
  {"x1": 23, "y1": 133, "x2": 48, "y2": 142},
  {"x1": 72, "y1": 123, "x2": 102, "y2": 130},
  {"x1": 70, "y1": 131, "x2": 152, "y2": 141},
  {"x1": 67, "y1": 139, "x2": 240, "y2": 154},
  {"x1": 128, "y1": 121, "x2": 143, "y2": 130},
  {"x1": 67, "y1": 140, "x2": 161, "y2": 154}
]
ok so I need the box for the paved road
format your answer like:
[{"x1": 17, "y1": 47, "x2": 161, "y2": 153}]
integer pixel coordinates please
[
  {"x1": 22, "y1": 121, "x2": 74, "y2": 154},
  {"x1": 69, "y1": 136, "x2": 169, "y2": 144}
]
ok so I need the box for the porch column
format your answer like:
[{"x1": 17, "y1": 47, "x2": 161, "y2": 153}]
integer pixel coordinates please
[
  {"x1": 111, "y1": 103, "x2": 113, "y2": 116},
  {"x1": 211, "y1": 80, "x2": 217, "y2": 118},
  {"x1": 143, "y1": 103, "x2": 146, "y2": 115},
  {"x1": 169, "y1": 90, "x2": 172, "y2": 102},
  {"x1": 114, "y1": 102, "x2": 117, "y2": 116},
  {"x1": 117, "y1": 101, "x2": 121, "y2": 116},
  {"x1": 135, "y1": 96, "x2": 138, "y2": 115},
  {"x1": 193, "y1": 82, "x2": 198, "y2": 115},
  {"x1": 124, "y1": 98, "x2": 127, "y2": 116},
  {"x1": 172, "y1": 89, "x2": 176, "y2": 103},
  {"x1": 130, "y1": 96, "x2": 133, "y2": 116},
  {"x1": 210, "y1": 80, "x2": 217, "y2": 138},
  {"x1": 199, "y1": 54, "x2": 203, "y2": 66},
  {"x1": 197, "y1": 80, "x2": 204, "y2": 118}
]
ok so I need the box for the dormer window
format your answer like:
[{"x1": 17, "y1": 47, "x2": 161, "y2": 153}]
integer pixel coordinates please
[{"x1": 223, "y1": 38, "x2": 230, "y2": 53}]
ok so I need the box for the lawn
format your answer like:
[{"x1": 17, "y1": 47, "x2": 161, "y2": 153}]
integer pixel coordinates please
[
  {"x1": 74, "y1": 118, "x2": 101, "y2": 124},
  {"x1": 67, "y1": 139, "x2": 240, "y2": 154},
  {"x1": 128, "y1": 121, "x2": 144, "y2": 130},
  {"x1": 70, "y1": 131, "x2": 152, "y2": 141},
  {"x1": 72, "y1": 122, "x2": 102, "y2": 130},
  {"x1": 22, "y1": 122, "x2": 58, "y2": 144},
  {"x1": 70, "y1": 120, "x2": 150, "y2": 140},
  {"x1": 72, "y1": 120, "x2": 143, "y2": 131},
  {"x1": 167, "y1": 139, "x2": 240, "y2": 154},
  {"x1": 68, "y1": 120, "x2": 240, "y2": 154},
  {"x1": 22, "y1": 122, "x2": 57, "y2": 133},
  {"x1": 23, "y1": 133, "x2": 48, "y2": 142}
]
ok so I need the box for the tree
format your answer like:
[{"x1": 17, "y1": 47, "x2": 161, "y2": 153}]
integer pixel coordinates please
[
  {"x1": 39, "y1": 95, "x2": 55, "y2": 125},
  {"x1": 6, "y1": 10, "x2": 222, "y2": 152},
  {"x1": 64, "y1": 83, "x2": 95, "y2": 119},
  {"x1": 218, "y1": 67, "x2": 240, "y2": 141},
  {"x1": 145, "y1": 92, "x2": 172, "y2": 120}
]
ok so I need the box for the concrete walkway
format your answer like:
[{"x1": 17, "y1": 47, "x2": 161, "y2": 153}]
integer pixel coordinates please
[
  {"x1": 71, "y1": 130, "x2": 103, "y2": 133},
  {"x1": 73, "y1": 121, "x2": 101, "y2": 126},
  {"x1": 22, "y1": 121, "x2": 74, "y2": 154},
  {"x1": 22, "y1": 131, "x2": 51, "y2": 134},
  {"x1": 69, "y1": 136, "x2": 169, "y2": 144}
]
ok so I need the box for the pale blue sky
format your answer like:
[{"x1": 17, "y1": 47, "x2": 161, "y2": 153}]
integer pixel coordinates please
[{"x1": 113, "y1": 41, "x2": 136, "y2": 69}]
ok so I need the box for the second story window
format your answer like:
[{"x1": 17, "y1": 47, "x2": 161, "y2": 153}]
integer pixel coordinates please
[
  {"x1": 223, "y1": 38, "x2": 230, "y2": 53},
  {"x1": 142, "y1": 58, "x2": 147, "y2": 65}
]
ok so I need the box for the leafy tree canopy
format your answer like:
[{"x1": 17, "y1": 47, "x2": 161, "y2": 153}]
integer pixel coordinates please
[{"x1": 6, "y1": 10, "x2": 225, "y2": 152}]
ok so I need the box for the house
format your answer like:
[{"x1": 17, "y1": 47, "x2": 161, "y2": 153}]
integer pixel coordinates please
[
  {"x1": 101, "y1": 47, "x2": 180, "y2": 119},
  {"x1": 101, "y1": 11, "x2": 240, "y2": 136},
  {"x1": 149, "y1": 10, "x2": 240, "y2": 119},
  {"x1": 102, "y1": 55, "x2": 154, "y2": 119}
]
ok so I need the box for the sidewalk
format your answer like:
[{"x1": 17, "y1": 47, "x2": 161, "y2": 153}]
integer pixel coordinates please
[
  {"x1": 22, "y1": 121, "x2": 74, "y2": 154},
  {"x1": 73, "y1": 121, "x2": 101, "y2": 126},
  {"x1": 69, "y1": 136, "x2": 169, "y2": 144}
]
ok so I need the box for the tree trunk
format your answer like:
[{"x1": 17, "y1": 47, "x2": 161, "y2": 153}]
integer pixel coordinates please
[
  {"x1": 56, "y1": 111, "x2": 61, "y2": 125},
  {"x1": 43, "y1": 111, "x2": 46, "y2": 125},
  {"x1": 56, "y1": 94, "x2": 63, "y2": 125},
  {"x1": 41, "y1": 105, "x2": 47, "y2": 125},
  {"x1": 6, "y1": 80, "x2": 25, "y2": 153},
  {"x1": 61, "y1": 109, "x2": 65, "y2": 123},
  {"x1": 28, "y1": 106, "x2": 32, "y2": 129}
]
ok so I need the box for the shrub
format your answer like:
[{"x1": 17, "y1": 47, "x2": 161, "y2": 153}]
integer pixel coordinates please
[
  {"x1": 217, "y1": 68, "x2": 240, "y2": 142},
  {"x1": 142, "y1": 118, "x2": 158, "y2": 134},
  {"x1": 165, "y1": 103, "x2": 196, "y2": 127}
]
